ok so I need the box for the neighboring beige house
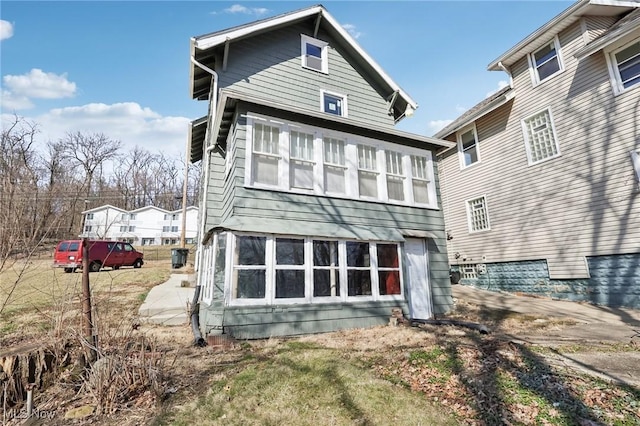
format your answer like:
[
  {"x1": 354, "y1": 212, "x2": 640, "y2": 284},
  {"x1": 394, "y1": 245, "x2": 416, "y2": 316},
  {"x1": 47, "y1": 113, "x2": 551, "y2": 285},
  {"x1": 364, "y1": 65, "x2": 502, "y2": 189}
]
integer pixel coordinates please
[
  {"x1": 81, "y1": 205, "x2": 198, "y2": 246},
  {"x1": 436, "y1": 0, "x2": 640, "y2": 308}
]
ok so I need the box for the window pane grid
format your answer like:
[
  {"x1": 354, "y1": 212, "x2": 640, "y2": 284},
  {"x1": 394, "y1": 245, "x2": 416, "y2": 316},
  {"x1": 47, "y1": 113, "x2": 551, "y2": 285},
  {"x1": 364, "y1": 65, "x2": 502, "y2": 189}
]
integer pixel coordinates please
[
  {"x1": 615, "y1": 41, "x2": 640, "y2": 88},
  {"x1": 385, "y1": 151, "x2": 403, "y2": 176},
  {"x1": 357, "y1": 145, "x2": 377, "y2": 171},
  {"x1": 290, "y1": 131, "x2": 314, "y2": 161},
  {"x1": 323, "y1": 137, "x2": 345, "y2": 166},
  {"x1": 525, "y1": 110, "x2": 558, "y2": 163},
  {"x1": 253, "y1": 123, "x2": 279, "y2": 155},
  {"x1": 468, "y1": 197, "x2": 489, "y2": 232}
]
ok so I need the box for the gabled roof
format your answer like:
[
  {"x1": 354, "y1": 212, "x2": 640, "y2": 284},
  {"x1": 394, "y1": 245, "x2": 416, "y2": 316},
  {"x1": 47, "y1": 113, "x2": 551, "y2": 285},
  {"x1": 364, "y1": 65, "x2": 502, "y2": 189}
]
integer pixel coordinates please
[
  {"x1": 488, "y1": 0, "x2": 640, "y2": 71},
  {"x1": 434, "y1": 86, "x2": 515, "y2": 140},
  {"x1": 129, "y1": 205, "x2": 171, "y2": 214},
  {"x1": 190, "y1": 88, "x2": 454, "y2": 163},
  {"x1": 575, "y1": 7, "x2": 640, "y2": 59},
  {"x1": 82, "y1": 204, "x2": 127, "y2": 214},
  {"x1": 190, "y1": 4, "x2": 417, "y2": 121}
]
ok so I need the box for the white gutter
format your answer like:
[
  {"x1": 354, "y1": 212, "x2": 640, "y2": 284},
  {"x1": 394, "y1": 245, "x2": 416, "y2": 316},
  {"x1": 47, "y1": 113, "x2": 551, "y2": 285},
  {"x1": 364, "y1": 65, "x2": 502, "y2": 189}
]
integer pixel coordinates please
[{"x1": 190, "y1": 56, "x2": 219, "y2": 270}]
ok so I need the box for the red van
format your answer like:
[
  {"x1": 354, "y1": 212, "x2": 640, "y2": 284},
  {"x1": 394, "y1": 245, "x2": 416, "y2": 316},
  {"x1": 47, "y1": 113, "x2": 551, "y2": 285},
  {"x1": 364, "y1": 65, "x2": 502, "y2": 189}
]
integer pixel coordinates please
[{"x1": 53, "y1": 240, "x2": 144, "y2": 273}]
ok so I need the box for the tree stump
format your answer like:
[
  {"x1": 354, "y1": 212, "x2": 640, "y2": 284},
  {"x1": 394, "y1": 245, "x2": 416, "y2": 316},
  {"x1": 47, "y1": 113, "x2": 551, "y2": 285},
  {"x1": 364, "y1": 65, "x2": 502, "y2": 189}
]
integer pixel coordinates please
[{"x1": 0, "y1": 343, "x2": 57, "y2": 407}]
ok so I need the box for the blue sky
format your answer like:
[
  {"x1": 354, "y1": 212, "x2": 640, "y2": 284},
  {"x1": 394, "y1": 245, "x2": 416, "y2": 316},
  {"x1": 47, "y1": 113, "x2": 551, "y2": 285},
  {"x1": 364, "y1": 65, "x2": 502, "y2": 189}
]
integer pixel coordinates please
[{"x1": 1, "y1": 1, "x2": 572, "y2": 158}]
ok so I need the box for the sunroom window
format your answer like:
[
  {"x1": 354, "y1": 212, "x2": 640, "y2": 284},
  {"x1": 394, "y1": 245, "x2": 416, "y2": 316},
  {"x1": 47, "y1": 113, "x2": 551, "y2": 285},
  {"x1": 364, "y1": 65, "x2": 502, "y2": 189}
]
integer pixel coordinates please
[
  {"x1": 233, "y1": 236, "x2": 267, "y2": 299},
  {"x1": 377, "y1": 244, "x2": 401, "y2": 295},
  {"x1": 275, "y1": 238, "x2": 306, "y2": 299},
  {"x1": 313, "y1": 240, "x2": 340, "y2": 297},
  {"x1": 346, "y1": 242, "x2": 372, "y2": 296}
]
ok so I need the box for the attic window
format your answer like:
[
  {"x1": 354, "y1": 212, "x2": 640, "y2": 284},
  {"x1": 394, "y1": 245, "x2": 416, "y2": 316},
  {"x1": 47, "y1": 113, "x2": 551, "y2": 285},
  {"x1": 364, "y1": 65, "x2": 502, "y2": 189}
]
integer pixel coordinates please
[
  {"x1": 321, "y1": 90, "x2": 347, "y2": 117},
  {"x1": 301, "y1": 34, "x2": 328, "y2": 73},
  {"x1": 529, "y1": 37, "x2": 563, "y2": 84}
]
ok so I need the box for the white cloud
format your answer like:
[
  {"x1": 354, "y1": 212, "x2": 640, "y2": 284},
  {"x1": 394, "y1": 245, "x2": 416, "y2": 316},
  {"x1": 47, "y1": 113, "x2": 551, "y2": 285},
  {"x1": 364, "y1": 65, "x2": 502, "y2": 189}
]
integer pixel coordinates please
[
  {"x1": 427, "y1": 119, "x2": 453, "y2": 135},
  {"x1": 213, "y1": 4, "x2": 270, "y2": 16},
  {"x1": 1, "y1": 89, "x2": 33, "y2": 110},
  {"x1": 0, "y1": 20, "x2": 13, "y2": 41},
  {"x1": 2, "y1": 102, "x2": 192, "y2": 158},
  {"x1": 342, "y1": 24, "x2": 362, "y2": 40},
  {"x1": 486, "y1": 80, "x2": 510, "y2": 97},
  {"x1": 3, "y1": 69, "x2": 76, "y2": 100},
  {"x1": 455, "y1": 104, "x2": 467, "y2": 113}
]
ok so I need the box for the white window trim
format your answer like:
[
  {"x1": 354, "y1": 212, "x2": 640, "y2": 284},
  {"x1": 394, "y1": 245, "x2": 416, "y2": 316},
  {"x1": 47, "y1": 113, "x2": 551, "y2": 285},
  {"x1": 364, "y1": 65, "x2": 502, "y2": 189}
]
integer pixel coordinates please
[
  {"x1": 465, "y1": 195, "x2": 491, "y2": 233},
  {"x1": 244, "y1": 113, "x2": 439, "y2": 210},
  {"x1": 604, "y1": 35, "x2": 640, "y2": 96},
  {"x1": 521, "y1": 107, "x2": 561, "y2": 166},
  {"x1": 456, "y1": 123, "x2": 481, "y2": 170},
  {"x1": 224, "y1": 233, "x2": 405, "y2": 307},
  {"x1": 320, "y1": 89, "x2": 348, "y2": 118},
  {"x1": 528, "y1": 35, "x2": 565, "y2": 86},
  {"x1": 301, "y1": 34, "x2": 328, "y2": 74}
]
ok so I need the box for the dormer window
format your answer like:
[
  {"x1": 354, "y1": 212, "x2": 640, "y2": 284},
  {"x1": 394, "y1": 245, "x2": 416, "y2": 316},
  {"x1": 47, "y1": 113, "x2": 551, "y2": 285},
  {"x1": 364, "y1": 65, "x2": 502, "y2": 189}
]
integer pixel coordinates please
[
  {"x1": 609, "y1": 38, "x2": 640, "y2": 95},
  {"x1": 529, "y1": 36, "x2": 563, "y2": 84},
  {"x1": 301, "y1": 34, "x2": 328, "y2": 73}
]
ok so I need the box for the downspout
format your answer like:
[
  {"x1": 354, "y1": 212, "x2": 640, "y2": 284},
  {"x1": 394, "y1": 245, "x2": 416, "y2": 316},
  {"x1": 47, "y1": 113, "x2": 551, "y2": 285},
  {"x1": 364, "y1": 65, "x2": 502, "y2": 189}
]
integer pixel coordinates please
[
  {"x1": 190, "y1": 55, "x2": 219, "y2": 347},
  {"x1": 497, "y1": 61, "x2": 513, "y2": 88}
]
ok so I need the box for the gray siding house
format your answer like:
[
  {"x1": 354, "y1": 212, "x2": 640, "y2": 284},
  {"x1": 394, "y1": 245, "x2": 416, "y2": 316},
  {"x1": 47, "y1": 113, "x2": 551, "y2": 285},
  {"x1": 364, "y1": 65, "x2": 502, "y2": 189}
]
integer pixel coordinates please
[
  {"x1": 436, "y1": 0, "x2": 640, "y2": 308},
  {"x1": 188, "y1": 6, "x2": 455, "y2": 339}
]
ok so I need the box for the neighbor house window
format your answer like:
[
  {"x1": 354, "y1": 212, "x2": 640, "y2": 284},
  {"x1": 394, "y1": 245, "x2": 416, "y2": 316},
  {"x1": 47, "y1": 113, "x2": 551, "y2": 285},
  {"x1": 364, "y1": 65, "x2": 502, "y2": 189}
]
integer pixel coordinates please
[
  {"x1": 321, "y1": 90, "x2": 347, "y2": 117},
  {"x1": 357, "y1": 144, "x2": 378, "y2": 198},
  {"x1": 457, "y1": 125, "x2": 480, "y2": 168},
  {"x1": 522, "y1": 108, "x2": 560, "y2": 164},
  {"x1": 301, "y1": 34, "x2": 328, "y2": 73},
  {"x1": 128, "y1": 226, "x2": 135, "y2": 232},
  {"x1": 129, "y1": 213, "x2": 137, "y2": 220},
  {"x1": 466, "y1": 196, "x2": 490, "y2": 232},
  {"x1": 84, "y1": 225, "x2": 92, "y2": 232},
  {"x1": 120, "y1": 226, "x2": 128, "y2": 232},
  {"x1": 610, "y1": 38, "x2": 640, "y2": 94},
  {"x1": 171, "y1": 226, "x2": 178, "y2": 232},
  {"x1": 245, "y1": 114, "x2": 438, "y2": 209},
  {"x1": 289, "y1": 130, "x2": 314, "y2": 190},
  {"x1": 252, "y1": 122, "x2": 280, "y2": 186},
  {"x1": 530, "y1": 37, "x2": 563, "y2": 83},
  {"x1": 86, "y1": 213, "x2": 94, "y2": 220}
]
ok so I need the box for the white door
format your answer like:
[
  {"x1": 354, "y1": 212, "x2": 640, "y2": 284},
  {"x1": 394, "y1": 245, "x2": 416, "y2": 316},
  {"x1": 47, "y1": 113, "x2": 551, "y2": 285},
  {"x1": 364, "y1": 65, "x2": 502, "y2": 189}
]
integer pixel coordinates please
[{"x1": 405, "y1": 238, "x2": 433, "y2": 320}]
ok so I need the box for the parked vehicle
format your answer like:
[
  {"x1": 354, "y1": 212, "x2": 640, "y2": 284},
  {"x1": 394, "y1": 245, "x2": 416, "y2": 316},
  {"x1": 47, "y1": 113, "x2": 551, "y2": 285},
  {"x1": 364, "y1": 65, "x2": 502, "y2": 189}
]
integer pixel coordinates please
[{"x1": 53, "y1": 240, "x2": 144, "y2": 273}]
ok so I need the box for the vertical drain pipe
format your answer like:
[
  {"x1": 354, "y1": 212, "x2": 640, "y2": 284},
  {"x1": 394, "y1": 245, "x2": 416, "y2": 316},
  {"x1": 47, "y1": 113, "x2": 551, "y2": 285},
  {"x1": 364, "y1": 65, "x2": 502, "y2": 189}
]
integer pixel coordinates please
[{"x1": 190, "y1": 56, "x2": 218, "y2": 347}]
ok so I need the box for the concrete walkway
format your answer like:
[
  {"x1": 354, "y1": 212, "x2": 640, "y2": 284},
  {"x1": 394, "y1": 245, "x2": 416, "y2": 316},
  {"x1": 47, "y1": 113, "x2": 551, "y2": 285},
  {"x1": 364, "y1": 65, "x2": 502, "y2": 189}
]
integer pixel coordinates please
[
  {"x1": 453, "y1": 284, "x2": 640, "y2": 387},
  {"x1": 138, "y1": 273, "x2": 195, "y2": 326}
]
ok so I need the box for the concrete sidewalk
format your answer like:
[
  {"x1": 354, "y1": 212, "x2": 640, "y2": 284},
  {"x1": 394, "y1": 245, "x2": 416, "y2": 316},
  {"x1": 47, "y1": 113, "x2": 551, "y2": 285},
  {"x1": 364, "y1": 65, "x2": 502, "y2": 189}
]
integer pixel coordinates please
[
  {"x1": 452, "y1": 284, "x2": 640, "y2": 387},
  {"x1": 138, "y1": 274, "x2": 195, "y2": 326}
]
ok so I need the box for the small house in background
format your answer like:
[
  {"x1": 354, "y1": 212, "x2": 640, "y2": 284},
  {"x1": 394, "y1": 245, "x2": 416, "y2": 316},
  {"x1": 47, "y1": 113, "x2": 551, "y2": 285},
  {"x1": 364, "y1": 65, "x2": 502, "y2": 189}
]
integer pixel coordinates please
[
  {"x1": 436, "y1": 0, "x2": 640, "y2": 308},
  {"x1": 81, "y1": 204, "x2": 198, "y2": 246},
  {"x1": 188, "y1": 5, "x2": 455, "y2": 339}
]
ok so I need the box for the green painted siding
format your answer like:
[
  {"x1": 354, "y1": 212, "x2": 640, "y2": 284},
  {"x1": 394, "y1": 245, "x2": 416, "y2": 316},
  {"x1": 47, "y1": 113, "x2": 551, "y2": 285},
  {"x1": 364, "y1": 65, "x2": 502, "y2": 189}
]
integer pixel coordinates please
[{"x1": 216, "y1": 22, "x2": 396, "y2": 129}]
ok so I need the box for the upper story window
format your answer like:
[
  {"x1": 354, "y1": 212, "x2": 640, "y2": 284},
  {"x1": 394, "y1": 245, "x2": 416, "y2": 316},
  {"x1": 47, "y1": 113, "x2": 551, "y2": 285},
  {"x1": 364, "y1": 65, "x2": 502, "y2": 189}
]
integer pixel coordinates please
[
  {"x1": 457, "y1": 125, "x2": 480, "y2": 168},
  {"x1": 466, "y1": 196, "x2": 490, "y2": 233},
  {"x1": 251, "y1": 122, "x2": 281, "y2": 186},
  {"x1": 129, "y1": 213, "x2": 136, "y2": 220},
  {"x1": 245, "y1": 115, "x2": 438, "y2": 209},
  {"x1": 301, "y1": 34, "x2": 328, "y2": 73},
  {"x1": 529, "y1": 37, "x2": 563, "y2": 84},
  {"x1": 609, "y1": 38, "x2": 640, "y2": 95},
  {"x1": 521, "y1": 107, "x2": 560, "y2": 165},
  {"x1": 86, "y1": 213, "x2": 94, "y2": 220},
  {"x1": 164, "y1": 213, "x2": 179, "y2": 220},
  {"x1": 357, "y1": 144, "x2": 378, "y2": 198},
  {"x1": 321, "y1": 90, "x2": 347, "y2": 117}
]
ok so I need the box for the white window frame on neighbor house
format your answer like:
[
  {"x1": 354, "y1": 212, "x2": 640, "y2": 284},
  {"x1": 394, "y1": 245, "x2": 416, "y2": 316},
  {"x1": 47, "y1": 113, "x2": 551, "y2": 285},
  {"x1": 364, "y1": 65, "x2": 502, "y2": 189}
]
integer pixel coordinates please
[
  {"x1": 456, "y1": 124, "x2": 481, "y2": 169},
  {"x1": 244, "y1": 114, "x2": 439, "y2": 209},
  {"x1": 521, "y1": 107, "x2": 561, "y2": 165},
  {"x1": 86, "y1": 213, "x2": 94, "y2": 220},
  {"x1": 321, "y1": 89, "x2": 348, "y2": 117},
  {"x1": 301, "y1": 34, "x2": 328, "y2": 73},
  {"x1": 528, "y1": 36, "x2": 564, "y2": 85},
  {"x1": 466, "y1": 195, "x2": 491, "y2": 233},
  {"x1": 605, "y1": 36, "x2": 640, "y2": 96},
  {"x1": 224, "y1": 233, "x2": 404, "y2": 307}
]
